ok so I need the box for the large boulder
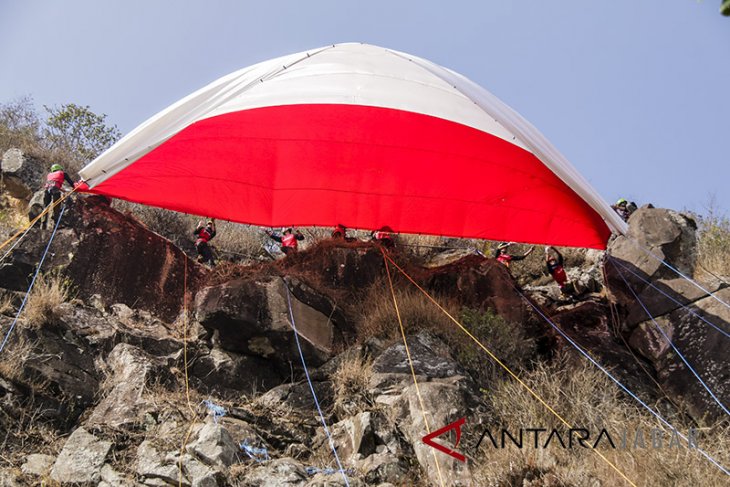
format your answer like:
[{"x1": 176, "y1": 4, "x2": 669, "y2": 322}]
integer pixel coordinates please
[
  {"x1": 1, "y1": 149, "x2": 46, "y2": 200},
  {"x1": 606, "y1": 207, "x2": 720, "y2": 326},
  {"x1": 50, "y1": 427, "x2": 112, "y2": 484},
  {"x1": 0, "y1": 195, "x2": 206, "y2": 321},
  {"x1": 606, "y1": 206, "x2": 729, "y2": 422},
  {"x1": 195, "y1": 276, "x2": 344, "y2": 367},
  {"x1": 629, "y1": 288, "x2": 730, "y2": 421},
  {"x1": 87, "y1": 343, "x2": 167, "y2": 428}
]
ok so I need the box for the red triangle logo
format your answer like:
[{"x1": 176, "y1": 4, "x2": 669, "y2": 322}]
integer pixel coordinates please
[{"x1": 422, "y1": 417, "x2": 466, "y2": 462}]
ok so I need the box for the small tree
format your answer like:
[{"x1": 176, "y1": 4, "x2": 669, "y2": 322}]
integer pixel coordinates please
[
  {"x1": 43, "y1": 103, "x2": 121, "y2": 169},
  {"x1": 0, "y1": 96, "x2": 43, "y2": 154}
]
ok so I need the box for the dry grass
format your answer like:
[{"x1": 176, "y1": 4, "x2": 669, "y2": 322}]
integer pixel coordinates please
[
  {"x1": 0, "y1": 192, "x2": 27, "y2": 236},
  {"x1": 696, "y1": 205, "x2": 730, "y2": 279},
  {"x1": 23, "y1": 273, "x2": 71, "y2": 327},
  {"x1": 357, "y1": 283, "x2": 457, "y2": 341},
  {"x1": 473, "y1": 357, "x2": 730, "y2": 486},
  {"x1": 0, "y1": 335, "x2": 33, "y2": 383},
  {"x1": 0, "y1": 294, "x2": 14, "y2": 316},
  {"x1": 332, "y1": 351, "x2": 374, "y2": 417}
]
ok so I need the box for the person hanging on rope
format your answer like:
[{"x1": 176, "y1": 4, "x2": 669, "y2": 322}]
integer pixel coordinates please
[
  {"x1": 194, "y1": 219, "x2": 216, "y2": 266},
  {"x1": 267, "y1": 227, "x2": 304, "y2": 254},
  {"x1": 332, "y1": 224, "x2": 355, "y2": 242},
  {"x1": 495, "y1": 242, "x2": 533, "y2": 268},
  {"x1": 371, "y1": 226, "x2": 395, "y2": 248},
  {"x1": 545, "y1": 246, "x2": 576, "y2": 296},
  {"x1": 611, "y1": 198, "x2": 637, "y2": 222},
  {"x1": 41, "y1": 163, "x2": 75, "y2": 229}
]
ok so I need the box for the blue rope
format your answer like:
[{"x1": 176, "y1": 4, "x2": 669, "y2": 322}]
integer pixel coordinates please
[
  {"x1": 608, "y1": 256, "x2": 730, "y2": 339},
  {"x1": 283, "y1": 281, "x2": 350, "y2": 487},
  {"x1": 611, "y1": 260, "x2": 730, "y2": 417},
  {"x1": 513, "y1": 285, "x2": 729, "y2": 476},
  {"x1": 201, "y1": 399, "x2": 227, "y2": 423},
  {"x1": 0, "y1": 204, "x2": 67, "y2": 353},
  {"x1": 628, "y1": 237, "x2": 730, "y2": 311},
  {"x1": 240, "y1": 439, "x2": 270, "y2": 462},
  {"x1": 0, "y1": 222, "x2": 35, "y2": 265}
]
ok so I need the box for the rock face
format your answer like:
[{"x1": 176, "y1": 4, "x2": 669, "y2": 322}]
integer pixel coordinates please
[
  {"x1": 50, "y1": 427, "x2": 112, "y2": 484},
  {"x1": 195, "y1": 276, "x2": 343, "y2": 368},
  {"x1": 1, "y1": 148, "x2": 46, "y2": 200},
  {"x1": 87, "y1": 343, "x2": 166, "y2": 428},
  {"x1": 0, "y1": 195, "x2": 206, "y2": 321},
  {"x1": 606, "y1": 206, "x2": 729, "y2": 421}
]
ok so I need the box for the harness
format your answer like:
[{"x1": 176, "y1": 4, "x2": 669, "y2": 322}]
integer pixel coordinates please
[
  {"x1": 196, "y1": 227, "x2": 214, "y2": 246},
  {"x1": 45, "y1": 171, "x2": 65, "y2": 190},
  {"x1": 282, "y1": 233, "x2": 298, "y2": 249}
]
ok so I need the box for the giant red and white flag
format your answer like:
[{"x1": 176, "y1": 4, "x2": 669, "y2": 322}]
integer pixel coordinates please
[{"x1": 79, "y1": 43, "x2": 625, "y2": 249}]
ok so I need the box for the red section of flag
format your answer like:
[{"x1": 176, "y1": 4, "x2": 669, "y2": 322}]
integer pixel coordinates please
[{"x1": 87, "y1": 104, "x2": 611, "y2": 248}]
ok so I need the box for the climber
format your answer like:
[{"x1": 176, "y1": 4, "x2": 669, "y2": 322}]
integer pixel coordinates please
[
  {"x1": 495, "y1": 242, "x2": 534, "y2": 268},
  {"x1": 611, "y1": 198, "x2": 637, "y2": 222},
  {"x1": 545, "y1": 246, "x2": 575, "y2": 295},
  {"x1": 332, "y1": 224, "x2": 356, "y2": 242},
  {"x1": 41, "y1": 164, "x2": 75, "y2": 229},
  {"x1": 194, "y1": 219, "x2": 216, "y2": 266},
  {"x1": 267, "y1": 227, "x2": 304, "y2": 254},
  {"x1": 371, "y1": 226, "x2": 395, "y2": 248}
]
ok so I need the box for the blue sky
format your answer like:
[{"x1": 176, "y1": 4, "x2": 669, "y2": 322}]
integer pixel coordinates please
[{"x1": 1, "y1": 1, "x2": 728, "y2": 214}]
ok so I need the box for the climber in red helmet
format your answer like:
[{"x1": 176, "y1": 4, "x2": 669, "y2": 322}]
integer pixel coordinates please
[
  {"x1": 41, "y1": 163, "x2": 75, "y2": 229},
  {"x1": 194, "y1": 219, "x2": 217, "y2": 266},
  {"x1": 495, "y1": 242, "x2": 534, "y2": 268},
  {"x1": 267, "y1": 227, "x2": 304, "y2": 254},
  {"x1": 371, "y1": 226, "x2": 395, "y2": 248},
  {"x1": 332, "y1": 224, "x2": 355, "y2": 242}
]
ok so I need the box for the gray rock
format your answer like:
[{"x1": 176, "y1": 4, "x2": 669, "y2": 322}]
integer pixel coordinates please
[
  {"x1": 356, "y1": 453, "x2": 408, "y2": 485},
  {"x1": 329, "y1": 412, "x2": 375, "y2": 460},
  {"x1": 1, "y1": 148, "x2": 46, "y2": 200},
  {"x1": 87, "y1": 343, "x2": 163, "y2": 428},
  {"x1": 50, "y1": 428, "x2": 112, "y2": 484},
  {"x1": 27, "y1": 188, "x2": 46, "y2": 220},
  {"x1": 242, "y1": 458, "x2": 308, "y2": 486},
  {"x1": 99, "y1": 464, "x2": 133, "y2": 487},
  {"x1": 180, "y1": 454, "x2": 224, "y2": 487},
  {"x1": 136, "y1": 440, "x2": 183, "y2": 485},
  {"x1": 630, "y1": 287, "x2": 730, "y2": 420},
  {"x1": 194, "y1": 276, "x2": 339, "y2": 367},
  {"x1": 187, "y1": 422, "x2": 240, "y2": 468},
  {"x1": 20, "y1": 453, "x2": 55, "y2": 476}
]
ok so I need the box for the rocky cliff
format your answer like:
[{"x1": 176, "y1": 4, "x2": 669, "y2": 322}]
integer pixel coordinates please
[{"x1": 0, "y1": 195, "x2": 727, "y2": 486}]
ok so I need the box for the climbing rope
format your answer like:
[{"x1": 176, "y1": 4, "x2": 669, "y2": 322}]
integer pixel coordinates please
[
  {"x1": 178, "y1": 258, "x2": 198, "y2": 487},
  {"x1": 601, "y1": 263, "x2": 682, "y2": 410},
  {"x1": 0, "y1": 187, "x2": 79, "y2": 257},
  {"x1": 283, "y1": 281, "x2": 350, "y2": 487},
  {"x1": 628, "y1": 237, "x2": 730, "y2": 311},
  {"x1": 0, "y1": 203, "x2": 67, "y2": 353},
  {"x1": 608, "y1": 256, "x2": 730, "y2": 339},
  {"x1": 382, "y1": 250, "x2": 445, "y2": 487},
  {"x1": 511, "y1": 283, "x2": 729, "y2": 477},
  {"x1": 610, "y1": 259, "x2": 730, "y2": 417},
  {"x1": 381, "y1": 252, "x2": 639, "y2": 486}
]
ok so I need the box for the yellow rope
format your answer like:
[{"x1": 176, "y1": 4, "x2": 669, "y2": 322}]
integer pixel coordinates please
[
  {"x1": 382, "y1": 251, "x2": 446, "y2": 487},
  {"x1": 178, "y1": 259, "x2": 196, "y2": 486},
  {"x1": 0, "y1": 186, "x2": 79, "y2": 253},
  {"x1": 382, "y1": 252, "x2": 639, "y2": 487}
]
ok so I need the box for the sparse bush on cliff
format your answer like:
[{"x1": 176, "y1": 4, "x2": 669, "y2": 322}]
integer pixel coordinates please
[
  {"x1": 23, "y1": 273, "x2": 71, "y2": 327},
  {"x1": 697, "y1": 203, "x2": 730, "y2": 278}
]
